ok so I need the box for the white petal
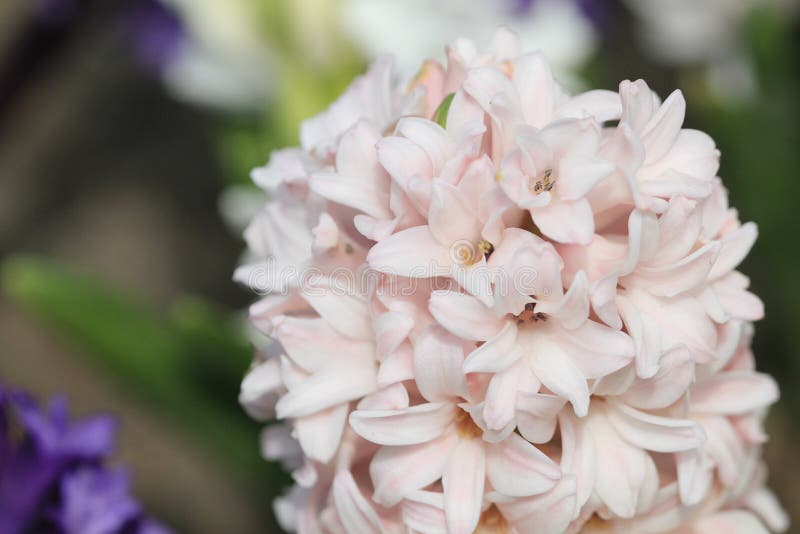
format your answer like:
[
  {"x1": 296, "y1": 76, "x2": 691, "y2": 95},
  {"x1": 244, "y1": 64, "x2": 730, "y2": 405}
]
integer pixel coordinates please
[
  {"x1": 429, "y1": 290, "x2": 504, "y2": 340},
  {"x1": 442, "y1": 438, "x2": 486, "y2": 534},
  {"x1": 691, "y1": 371, "x2": 779, "y2": 415},
  {"x1": 371, "y1": 431, "x2": 458, "y2": 506},
  {"x1": 276, "y1": 364, "x2": 376, "y2": 418},
  {"x1": 349, "y1": 402, "x2": 456, "y2": 446},
  {"x1": 414, "y1": 326, "x2": 470, "y2": 402},
  {"x1": 486, "y1": 433, "x2": 561, "y2": 497},
  {"x1": 463, "y1": 321, "x2": 521, "y2": 373},
  {"x1": 367, "y1": 226, "x2": 450, "y2": 277},
  {"x1": 607, "y1": 400, "x2": 705, "y2": 453},
  {"x1": 332, "y1": 470, "x2": 384, "y2": 534},
  {"x1": 294, "y1": 403, "x2": 348, "y2": 463}
]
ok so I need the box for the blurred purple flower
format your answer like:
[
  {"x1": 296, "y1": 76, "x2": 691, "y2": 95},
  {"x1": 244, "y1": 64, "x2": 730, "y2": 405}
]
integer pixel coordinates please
[
  {"x1": 511, "y1": 0, "x2": 607, "y2": 27},
  {"x1": 0, "y1": 385, "x2": 170, "y2": 534},
  {"x1": 126, "y1": 0, "x2": 186, "y2": 74}
]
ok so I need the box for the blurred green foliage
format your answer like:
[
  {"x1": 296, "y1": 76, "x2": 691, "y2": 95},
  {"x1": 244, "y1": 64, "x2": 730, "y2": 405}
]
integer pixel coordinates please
[{"x1": 2, "y1": 255, "x2": 288, "y2": 529}]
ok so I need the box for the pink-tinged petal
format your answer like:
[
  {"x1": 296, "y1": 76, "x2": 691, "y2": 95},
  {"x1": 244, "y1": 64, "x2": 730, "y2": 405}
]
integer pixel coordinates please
[
  {"x1": 693, "y1": 511, "x2": 769, "y2": 534},
  {"x1": 294, "y1": 403, "x2": 348, "y2": 463},
  {"x1": 292, "y1": 460, "x2": 318, "y2": 488},
  {"x1": 653, "y1": 197, "x2": 702, "y2": 265},
  {"x1": 711, "y1": 272, "x2": 764, "y2": 321},
  {"x1": 486, "y1": 433, "x2": 560, "y2": 497},
  {"x1": 310, "y1": 171, "x2": 390, "y2": 219},
  {"x1": 590, "y1": 273, "x2": 622, "y2": 330},
  {"x1": 429, "y1": 290, "x2": 504, "y2": 340},
  {"x1": 259, "y1": 424, "x2": 297, "y2": 464},
  {"x1": 514, "y1": 53, "x2": 557, "y2": 127},
  {"x1": 704, "y1": 417, "x2": 745, "y2": 487},
  {"x1": 350, "y1": 402, "x2": 456, "y2": 446},
  {"x1": 272, "y1": 315, "x2": 372, "y2": 371},
  {"x1": 428, "y1": 181, "x2": 479, "y2": 245},
  {"x1": 358, "y1": 383, "x2": 409, "y2": 411},
  {"x1": 483, "y1": 364, "x2": 523, "y2": 431},
  {"x1": 377, "y1": 343, "x2": 414, "y2": 387},
  {"x1": 745, "y1": 487, "x2": 789, "y2": 533},
  {"x1": 276, "y1": 364, "x2": 376, "y2": 418},
  {"x1": 516, "y1": 393, "x2": 565, "y2": 444},
  {"x1": 374, "y1": 310, "x2": 414, "y2": 358},
  {"x1": 622, "y1": 346, "x2": 695, "y2": 410},
  {"x1": 309, "y1": 121, "x2": 391, "y2": 218},
  {"x1": 593, "y1": 365, "x2": 636, "y2": 397},
  {"x1": 401, "y1": 491, "x2": 447, "y2": 534},
  {"x1": 629, "y1": 242, "x2": 720, "y2": 298},
  {"x1": 463, "y1": 66, "x2": 519, "y2": 115},
  {"x1": 414, "y1": 326, "x2": 470, "y2": 402},
  {"x1": 558, "y1": 411, "x2": 594, "y2": 513},
  {"x1": 526, "y1": 333, "x2": 590, "y2": 416},
  {"x1": 451, "y1": 261, "x2": 494, "y2": 307},
  {"x1": 251, "y1": 148, "x2": 312, "y2": 191},
  {"x1": 637, "y1": 168, "x2": 713, "y2": 200},
  {"x1": 589, "y1": 124, "x2": 643, "y2": 215},
  {"x1": 354, "y1": 214, "x2": 401, "y2": 242},
  {"x1": 535, "y1": 272, "x2": 590, "y2": 330},
  {"x1": 442, "y1": 438, "x2": 486, "y2": 534},
  {"x1": 367, "y1": 226, "x2": 450, "y2": 276},
  {"x1": 377, "y1": 136, "x2": 432, "y2": 188},
  {"x1": 531, "y1": 198, "x2": 595, "y2": 245},
  {"x1": 643, "y1": 129, "x2": 720, "y2": 185},
  {"x1": 312, "y1": 212, "x2": 340, "y2": 251},
  {"x1": 709, "y1": 222, "x2": 758, "y2": 280},
  {"x1": 488, "y1": 26, "x2": 520, "y2": 60},
  {"x1": 559, "y1": 320, "x2": 634, "y2": 379},
  {"x1": 300, "y1": 55, "x2": 395, "y2": 155},
  {"x1": 557, "y1": 156, "x2": 615, "y2": 201},
  {"x1": 691, "y1": 371, "x2": 779, "y2": 415},
  {"x1": 371, "y1": 431, "x2": 458, "y2": 506},
  {"x1": 332, "y1": 470, "x2": 384, "y2": 534},
  {"x1": 640, "y1": 89, "x2": 685, "y2": 164},
  {"x1": 249, "y1": 293, "x2": 310, "y2": 335},
  {"x1": 301, "y1": 285, "x2": 373, "y2": 341},
  {"x1": 464, "y1": 321, "x2": 520, "y2": 374},
  {"x1": 558, "y1": 90, "x2": 622, "y2": 123},
  {"x1": 617, "y1": 294, "x2": 661, "y2": 379},
  {"x1": 620, "y1": 79, "x2": 659, "y2": 133},
  {"x1": 396, "y1": 117, "x2": 454, "y2": 172},
  {"x1": 607, "y1": 400, "x2": 705, "y2": 453},
  {"x1": 675, "y1": 449, "x2": 713, "y2": 506},
  {"x1": 279, "y1": 355, "x2": 307, "y2": 391},
  {"x1": 586, "y1": 410, "x2": 657, "y2": 518},
  {"x1": 498, "y1": 476, "x2": 578, "y2": 534},
  {"x1": 239, "y1": 358, "x2": 282, "y2": 420}
]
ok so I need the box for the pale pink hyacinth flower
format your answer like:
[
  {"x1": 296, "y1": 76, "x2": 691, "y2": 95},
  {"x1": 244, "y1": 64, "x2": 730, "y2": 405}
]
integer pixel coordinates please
[{"x1": 237, "y1": 28, "x2": 786, "y2": 533}]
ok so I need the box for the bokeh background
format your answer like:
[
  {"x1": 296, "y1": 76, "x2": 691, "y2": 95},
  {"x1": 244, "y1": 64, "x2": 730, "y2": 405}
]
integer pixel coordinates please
[{"x1": 0, "y1": 0, "x2": 798, "y2": 532}]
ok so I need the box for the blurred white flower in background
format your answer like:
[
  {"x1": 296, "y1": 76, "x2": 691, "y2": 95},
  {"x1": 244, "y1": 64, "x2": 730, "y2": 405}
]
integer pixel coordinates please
[
  {"x1": 156, "y1": 0, "x2": 275, "y2": 110},
  {"x1": 341, "y1": 0, "x2": 599, "y2": 85},
  {"x1": 623, "y1": 0, "x2": 799, "y2": 102}
]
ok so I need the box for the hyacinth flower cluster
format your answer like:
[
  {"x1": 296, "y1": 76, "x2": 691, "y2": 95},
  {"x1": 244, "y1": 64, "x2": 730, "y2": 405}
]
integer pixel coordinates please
[
  {"x1": 238, "y1": 29, "x2": 787, "y2": 533},
  {"x1": 0, "y1": 385, "x2": 169, "y2": 534}
]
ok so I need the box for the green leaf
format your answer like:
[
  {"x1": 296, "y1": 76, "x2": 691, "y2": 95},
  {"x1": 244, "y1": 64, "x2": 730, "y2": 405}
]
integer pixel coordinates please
[{"x1": 432, "y1": 93, "x2": 455, "y2": 128}]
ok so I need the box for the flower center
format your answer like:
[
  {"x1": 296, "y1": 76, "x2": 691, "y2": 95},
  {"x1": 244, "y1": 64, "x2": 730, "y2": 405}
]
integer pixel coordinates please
[
  {"x1": 454, "y1": 409, "x2": 483, "y2": 439},
  {"x1": 516, "y1": 302, "x2": 547, "y2": 325},
  {"x1": 530, "y1": 169, "x2": 555, "y2": 195},
  {"x1": 475, "y1": 505, "x2": 510, "y2": 533}
]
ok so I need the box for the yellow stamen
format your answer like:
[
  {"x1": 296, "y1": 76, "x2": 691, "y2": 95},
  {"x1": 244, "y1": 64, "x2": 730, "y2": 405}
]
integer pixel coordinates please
[{"x1": 454, "y1": 410, "x2": 483, "y2": 439}]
